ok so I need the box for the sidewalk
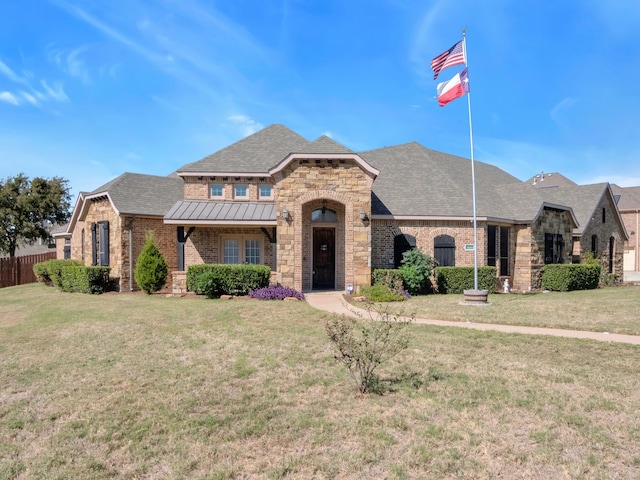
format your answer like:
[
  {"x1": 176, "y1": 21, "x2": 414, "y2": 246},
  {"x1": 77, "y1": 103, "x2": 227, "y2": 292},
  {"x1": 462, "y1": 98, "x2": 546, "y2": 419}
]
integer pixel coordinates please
[{"x1": 304, "y1": 291, "x2": 640, "y2": 345}]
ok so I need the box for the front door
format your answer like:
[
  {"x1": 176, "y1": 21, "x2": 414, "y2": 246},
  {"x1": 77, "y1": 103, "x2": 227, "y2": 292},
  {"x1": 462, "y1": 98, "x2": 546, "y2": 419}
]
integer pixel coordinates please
[{"x1": 313, "y1": 228, "x2": 335, "y2": 289}]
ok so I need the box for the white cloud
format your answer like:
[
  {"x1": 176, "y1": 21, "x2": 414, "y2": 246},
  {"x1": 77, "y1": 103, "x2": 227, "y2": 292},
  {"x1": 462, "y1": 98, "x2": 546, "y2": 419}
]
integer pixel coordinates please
[
  {"x1": 0, "y1": 59, "x2": 28, "y2": 85},
  {"x1": 0, "y1": 92, "x2": 19, "y2": 105},
  {"x1": 40, "y1": 80, "x2": 69, "y2": 102},
  {"x1": 228, "y1": 115, "x2": 263, "y2": 136},
  {"x1": 20, "y1": 91, "x2": 38, "y2": 105}
]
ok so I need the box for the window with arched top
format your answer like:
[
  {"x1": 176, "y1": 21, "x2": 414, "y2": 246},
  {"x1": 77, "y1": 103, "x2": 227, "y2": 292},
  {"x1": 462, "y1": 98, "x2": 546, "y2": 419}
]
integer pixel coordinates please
[
  {"x1": 311, "y1": 208, "x2": 337, "y2": 222},
  {"x1": 434, "y1": 234, "x2": 455, "y2": 266},
  {"x1": 394, "y1": 234, "x2": 416, "y2": 268}
]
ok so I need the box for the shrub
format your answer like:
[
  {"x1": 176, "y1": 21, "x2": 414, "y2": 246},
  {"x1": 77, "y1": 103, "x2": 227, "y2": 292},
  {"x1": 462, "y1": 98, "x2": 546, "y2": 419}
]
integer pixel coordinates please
[
  {"x1": 59, "y1": 265, "x2": 111, "y2": 294},
  {"x1": 372, "y1": 269, "x2": 405, "y2": 294},
  {"x1": 249, "y1": 285, "x2": 305, "y2": 300},
  {"x1": 541, "y1": 264, "x2": 601, "y2": 291},
  {"x1": 134, "y1": 232, "x2": 169, "y2": 294},
  {"x1": 434, "y1": 266, "x2": 496, "y2": 294},
  {"x1": 398, "y1": 249, "x2": 437, "y2": 295},
  {"x1": 360, "y1": 284, "x2": 409, "y2": 302},
  {"x1": 187, "y1": 264, "x2": 271, "y2": 297},
  {"x1": 33, "y1": 259, "x2": 83, "y2": 288},
  {"x1": 325, "y1": 304, "x2": 414, "y2": 394}
]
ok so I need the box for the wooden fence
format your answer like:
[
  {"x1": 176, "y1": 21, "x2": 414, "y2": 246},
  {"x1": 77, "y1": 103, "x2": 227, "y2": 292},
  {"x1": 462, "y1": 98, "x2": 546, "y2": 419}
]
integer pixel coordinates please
[{"x1": 0, "y1": 252, "x2": 57, "y2": 288}]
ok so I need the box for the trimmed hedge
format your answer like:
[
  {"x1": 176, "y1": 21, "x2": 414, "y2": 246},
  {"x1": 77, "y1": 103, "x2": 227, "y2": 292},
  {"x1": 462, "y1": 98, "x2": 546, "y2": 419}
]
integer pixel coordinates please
[
  {"x1": 33, "y1": 259, "x2": 83, "y2": 287},
  {"x1": 187, "y1": 264, "x2": 271, "y2": 297},
  {"x1": 33, "y1": 259, "x2": 111, "y2": 294},
  {"x1": 60, "y1": 266, "x2": 111, "y2": 294},
  {"x1": 541, "y1": 264, "x2": 601, "y2": 291},
  {"x1": 434, "y1": 266, "x2": 497, "y2": 294}
]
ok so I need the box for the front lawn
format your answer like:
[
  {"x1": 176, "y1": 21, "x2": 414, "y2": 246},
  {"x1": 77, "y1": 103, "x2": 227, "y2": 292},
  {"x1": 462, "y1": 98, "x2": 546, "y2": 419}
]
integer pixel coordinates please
[
  {"x1": 1, "y1": 283, "x2": 640, "y2": 479},
  {"x1": 375, "y1": 286, "x2": 640, "y2": 335}
]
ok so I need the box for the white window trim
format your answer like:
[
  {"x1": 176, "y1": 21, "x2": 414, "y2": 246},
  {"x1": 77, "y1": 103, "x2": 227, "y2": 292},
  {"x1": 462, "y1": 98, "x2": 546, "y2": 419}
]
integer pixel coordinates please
[
  {"x1": 258, "y1": 184, "x2": 273, "y2": 200},
  {"x1": 220, "y1": 235, "x2": 263, "y2": 264},
  {"x1": 210, "y1": 184, "x2": 224, "y2": 199},
  {"x1": 234, "y1": 184, "x2": 249, "y2": 200}
]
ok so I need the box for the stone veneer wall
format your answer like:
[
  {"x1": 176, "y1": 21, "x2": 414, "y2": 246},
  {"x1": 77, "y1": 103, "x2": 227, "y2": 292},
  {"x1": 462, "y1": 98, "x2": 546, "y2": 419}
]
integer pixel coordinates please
[
  {"x1": 512, "y1": 208, "x2": 574, "y2": 292},
  {"x1": 273, "y1": 160, "x2": 374, "y2": 292},
  {"x1": 183, "y1": 176, "x2": 274, "y2": 201},
  {"x1": 575, "y1": 194, "x2": 625, "y2": 277},
  {"x1": 70, "y1": 197, "x2": 121, "y2": 276}
]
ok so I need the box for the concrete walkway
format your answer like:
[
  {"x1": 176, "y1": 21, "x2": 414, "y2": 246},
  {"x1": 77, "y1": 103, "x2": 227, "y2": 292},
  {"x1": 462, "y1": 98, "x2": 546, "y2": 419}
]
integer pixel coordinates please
[{"x1": 304, "y1": 291, "x2": 640, "y2": 345}]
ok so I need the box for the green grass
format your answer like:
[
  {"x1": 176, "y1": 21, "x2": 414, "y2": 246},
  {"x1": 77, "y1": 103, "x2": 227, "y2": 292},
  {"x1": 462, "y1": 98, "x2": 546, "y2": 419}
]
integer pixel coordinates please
[
  {"x1": 380, "y1": 286, "x2": 640, "y2": 335},
  {"x1": 1, "y1": 283, "x2": 640, "y2": 479}
]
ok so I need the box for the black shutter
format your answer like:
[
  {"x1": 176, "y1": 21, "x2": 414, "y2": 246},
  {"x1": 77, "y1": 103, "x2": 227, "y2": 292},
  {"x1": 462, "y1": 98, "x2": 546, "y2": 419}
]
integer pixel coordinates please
[
  {"x1": 487, "y1": 226, "x2": 497, "y2": 267},
  {"x1": 544, "y1": 233, "x2": 554, "y2": 264},
  {"x1": 499, "y1": 226, "x2": 509, "y2": 276}
]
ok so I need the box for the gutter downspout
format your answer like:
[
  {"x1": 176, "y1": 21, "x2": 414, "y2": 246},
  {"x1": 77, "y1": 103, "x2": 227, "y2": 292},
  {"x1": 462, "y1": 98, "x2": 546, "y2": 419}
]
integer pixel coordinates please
[{"x1": 128, "y1": 217, "x2": 134, "y2": 292}]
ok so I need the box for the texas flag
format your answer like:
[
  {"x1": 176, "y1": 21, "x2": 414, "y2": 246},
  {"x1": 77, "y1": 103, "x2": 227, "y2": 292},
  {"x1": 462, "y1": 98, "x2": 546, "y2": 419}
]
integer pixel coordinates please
[{"x1": 436, "y1": 67, "x2": 469, "y2": 107}]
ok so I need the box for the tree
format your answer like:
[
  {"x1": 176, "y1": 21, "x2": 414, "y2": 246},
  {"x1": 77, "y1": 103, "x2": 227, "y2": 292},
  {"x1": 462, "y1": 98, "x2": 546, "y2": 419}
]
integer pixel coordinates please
[
  {"x1": 134, "y1": 231, "x2": 169, "y2": 294},
  {"x1": 0, "y1": 173, "x2": 72, "y2": 257}
]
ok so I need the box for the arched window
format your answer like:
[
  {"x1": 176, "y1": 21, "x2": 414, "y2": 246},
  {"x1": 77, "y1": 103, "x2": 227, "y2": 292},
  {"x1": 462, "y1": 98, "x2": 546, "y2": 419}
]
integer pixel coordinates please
[
  {"x1": 311, "y1": 208, "x2": 337, "y2": 222},
  {"x1": 394, "y1": 234, "x2": 416, "y2": 268},
  {"x1": 434, "y1": 234, "x2": 455, "y2": 266},
  {"x1": 591, "y1": 234, "x2": 598, "y2": 257}
]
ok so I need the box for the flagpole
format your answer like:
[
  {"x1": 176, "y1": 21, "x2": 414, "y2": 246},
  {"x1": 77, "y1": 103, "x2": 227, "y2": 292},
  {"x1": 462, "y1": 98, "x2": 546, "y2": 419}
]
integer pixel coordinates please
[{"x1": 462, "y1": 28, "x2": 479, "y2": 291}]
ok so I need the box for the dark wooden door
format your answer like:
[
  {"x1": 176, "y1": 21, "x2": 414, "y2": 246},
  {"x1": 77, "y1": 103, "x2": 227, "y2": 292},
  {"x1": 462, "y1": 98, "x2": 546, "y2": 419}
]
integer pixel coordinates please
[{"x1": 313, "y1": 228, "x2": 335, "y2": 289}]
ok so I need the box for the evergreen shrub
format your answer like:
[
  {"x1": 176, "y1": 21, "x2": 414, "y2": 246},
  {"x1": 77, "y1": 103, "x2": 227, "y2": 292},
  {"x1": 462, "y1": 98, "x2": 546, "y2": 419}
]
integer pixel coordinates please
[
  {"x1": 541, "y1": 264, "x2": 601, "y2": 291},
  {"x1": 134, "y1": 232, "x2": 169, "y2": 294},
  {"x1": 435, "y1": 266, "x2": 496, "y2": 294},
  {"x1": 187, "y1": 264, "x2": 271, "y2": 297}
]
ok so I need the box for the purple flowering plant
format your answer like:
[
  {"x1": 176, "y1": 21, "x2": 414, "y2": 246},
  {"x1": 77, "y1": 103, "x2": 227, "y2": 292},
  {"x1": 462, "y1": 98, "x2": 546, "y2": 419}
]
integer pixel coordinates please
[{"x1": 248, "y1": 285, "x2": 305, "y2": 301}]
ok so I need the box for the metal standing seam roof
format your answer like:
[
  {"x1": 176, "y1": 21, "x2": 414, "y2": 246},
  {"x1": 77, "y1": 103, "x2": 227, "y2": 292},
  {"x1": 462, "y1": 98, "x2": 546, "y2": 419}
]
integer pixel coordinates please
[{"x1": 164, "y1": 200, "x2": 277, "y2": 224}]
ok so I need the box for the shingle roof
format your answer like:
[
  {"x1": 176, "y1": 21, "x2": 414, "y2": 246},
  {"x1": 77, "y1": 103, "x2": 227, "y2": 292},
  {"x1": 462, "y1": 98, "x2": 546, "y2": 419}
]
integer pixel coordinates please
[
  {"x1": 536, "y1": 183, "x2": 610, "y2": 235},
  {"x1": 525, "y1": 172, "x2": 577, "y2": 188},
  {"x1": 300, "y1": 135, "x2": 354, "y2": 154},
  {"x1": 361, "y1": 142, "x2": 527, "y2": 218},
  {"x1": 178, "y1": 124, "x2": 309, "y2": 174},
  {"x1": 611, "y1": 185, "x2": 640, "y2": 210},
  {"x1": 164, "y1": 200, "x2": 276, "y2": 224},
  {"x1": 90, "y1": 173, "x2": 184, "y2": 216}
]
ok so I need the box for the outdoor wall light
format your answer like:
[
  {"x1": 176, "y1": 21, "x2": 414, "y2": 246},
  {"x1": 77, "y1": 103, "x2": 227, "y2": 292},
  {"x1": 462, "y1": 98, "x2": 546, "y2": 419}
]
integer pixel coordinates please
[
  {"x1": 347, "y1": 284, "x2": 353, "y2": 294},
  {"x1": 359, "y1": 209, "x2": 367, "y2": 221},
  {"x1": 281, "y1": 207, "x2": 289, "y2": 221}
]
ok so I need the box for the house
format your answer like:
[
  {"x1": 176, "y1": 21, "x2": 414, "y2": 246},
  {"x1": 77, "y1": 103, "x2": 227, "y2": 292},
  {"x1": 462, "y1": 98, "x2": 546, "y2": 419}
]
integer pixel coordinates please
[
  {"x1": 610, "y1": 185, "x2": 640, "y2": 281},
  {"x1": 526, "y1": 173, "x2": 628, "y2": 280},
  {"x1": 63, "y1": 124, "x2": 621, "y2": 294}
]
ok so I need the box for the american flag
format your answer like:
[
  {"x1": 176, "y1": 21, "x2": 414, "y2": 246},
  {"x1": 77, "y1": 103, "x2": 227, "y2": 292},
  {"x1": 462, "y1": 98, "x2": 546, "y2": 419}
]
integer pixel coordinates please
[{"x1": 430, "y1": 40, "x2": 465, "y2": 80}]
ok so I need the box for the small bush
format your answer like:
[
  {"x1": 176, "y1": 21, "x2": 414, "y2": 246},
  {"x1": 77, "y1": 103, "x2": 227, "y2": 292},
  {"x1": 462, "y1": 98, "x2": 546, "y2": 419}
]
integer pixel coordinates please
[
  {"x1": 326, "y1": 304, "x2": 414, "y2": 394},
  {"x1": 398, "y1": 249, "x2": 437, "y2": 295},
  {"x1": 360, "y1": 284, "x2": 409, "y2": 302},
  {"x1": 134, "y1": 232, "x2": 169, "y2": 294},
  {"x1": 541, "y1": 264, "x2": 601, "y2": 291},
  {"x1": 249, "y1": 285, "x2": 305, "y2": 300},
  {"x1": 434, "y1": 266, "x2": 496, "y2": 294},
  {"x1": 372, "y1": 269, "x2": 405, "y2": 293},
  {"x1": 187, "y1": 264, "x2": 271, "y2": 297}
]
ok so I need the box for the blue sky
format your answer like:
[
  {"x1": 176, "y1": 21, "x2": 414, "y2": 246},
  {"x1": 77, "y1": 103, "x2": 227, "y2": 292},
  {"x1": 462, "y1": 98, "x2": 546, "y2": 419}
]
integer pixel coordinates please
[{"x1": 2, "y1": 0, "x2": 640, "y2": 200}]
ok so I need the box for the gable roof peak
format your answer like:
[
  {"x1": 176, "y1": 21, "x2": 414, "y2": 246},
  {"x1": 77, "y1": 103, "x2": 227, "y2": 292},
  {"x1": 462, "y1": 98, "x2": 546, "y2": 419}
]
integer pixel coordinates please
[{"x1": 300, "y1": 135, "x2": 353, "y2": 154}]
